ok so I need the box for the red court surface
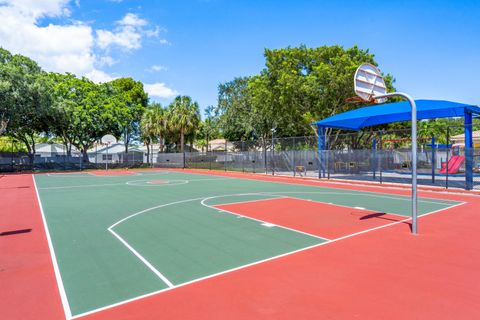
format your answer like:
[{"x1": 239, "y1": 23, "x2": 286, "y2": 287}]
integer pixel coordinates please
[
  {"x1": 0, "y1": 174, "x2": 64, "y2": 320},
  {"x1": 215, "y1": 197, "x2": 405, "y2": 239},
  {"x1": 79, "y1": 193, "x2": 480, "y2": 320},
  {"x1": 2, "y1": 171, "x2": 480, "y2": 320}
]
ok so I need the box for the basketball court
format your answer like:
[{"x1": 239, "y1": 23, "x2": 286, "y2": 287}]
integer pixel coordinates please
[{"x1": 2, "y1": 168, "x2": 480, "y2": 319}]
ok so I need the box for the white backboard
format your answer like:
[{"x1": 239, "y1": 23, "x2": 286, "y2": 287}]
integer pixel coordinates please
[
  {"x1": 354, "y1": 63, "x2": 387, "y2": 103},
  {"x1": 101, "y1": 134, "x2": 117, "y2": 145}
]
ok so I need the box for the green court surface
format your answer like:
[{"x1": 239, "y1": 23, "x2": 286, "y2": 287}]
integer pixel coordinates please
[{"x1": 34, "y1": 171, "x2": 461, "y2": 317}]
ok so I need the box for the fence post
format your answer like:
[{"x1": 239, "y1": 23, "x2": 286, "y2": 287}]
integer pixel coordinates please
[
  {"x1": 271, "y1": 130, "x2": 275, "y2": 176},
  {"x1": 431, "y1": 135, "x2": 435, "y2": 184},
  {"x1": 224, "y1": 139, "x2": 227, "y2": 171},
  {"x1": 464, "y1": 112, "x2": 473, "y2": 190},
  {"x1": 326, "y1": 135, "x2": 330, "y2": 179},
  {"x1": 318, "y1": 127, "x2": 326, "y2": 178},
  {"x1": 379, "y1": 132, "x2": 383, "y2": 184},
  {"x1": 446, "y1": 127, "x2": 449, "y2": 189},
  {"x1": 264, "y1": 138, "x2": 267, "y2": 174},
  {"x1": 292, "y1": 137, "x2": 296, "y2": 176},
  {"x1": 372, "y1": 138, "x2": 377, "y2": 180},
  {"x1": 183, "y1": 147, "x2": 186, "y2": 169},
  {"x1": 10, "y1": 139, "x2": 14, "y2": 171},
  {"x1": 242, "y1": 141, "x2": 245, "y2": 173}
]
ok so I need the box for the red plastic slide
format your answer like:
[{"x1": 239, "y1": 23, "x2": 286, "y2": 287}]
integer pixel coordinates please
[{"x1": 440, "y1": 155, "x2": 465, "y2": 174}]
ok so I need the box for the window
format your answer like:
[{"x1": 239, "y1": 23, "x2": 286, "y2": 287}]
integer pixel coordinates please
[{"x1": 102, "y1": 154, "x2": 113, "y2": 161}]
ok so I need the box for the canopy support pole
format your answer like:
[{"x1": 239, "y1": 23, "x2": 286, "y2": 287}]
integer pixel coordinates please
[
  {"x1": 318, "y1": 127, "x2": 326, "y2": 178},
  {"x1": 431, "y1": 135, "x2": 436, "y2": 184},
  {"x1": 372, "y1": 138, "x2": 377, "y2": 180},
  {"x1": 464, "y1": 111, "x2": 473, "y2": 190},
  {"x1": 374, "y1": 92, "x2": 418, "y2": 234}
]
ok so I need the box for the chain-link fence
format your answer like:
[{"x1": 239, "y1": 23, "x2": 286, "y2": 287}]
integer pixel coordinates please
[{"x1": 1, "y1": 126, "x2": 479, "y2": 190}]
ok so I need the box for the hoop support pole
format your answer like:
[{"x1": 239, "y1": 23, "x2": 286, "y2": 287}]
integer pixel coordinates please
[{"x1": 374, "y1": 92, "x2": 418, "y2": 234}]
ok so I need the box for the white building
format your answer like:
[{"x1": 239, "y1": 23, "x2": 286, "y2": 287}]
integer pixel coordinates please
[{"x1": 88, "y1": 143, "x2": 144, "y2": 164}]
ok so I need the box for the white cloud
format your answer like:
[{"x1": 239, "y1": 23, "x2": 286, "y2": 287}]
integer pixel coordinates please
[
  {"x1": 0, "y1": 1, "x2": 95, "y2": 75},
  {"x1": 96, "y1": 13, "x2": 160, "y2": 51},
  {"x1": 86, "y1": 69, "x2": 115, "y2": 83},
  {"x1": 144, "y1": 83, "x2": 178, "y2": 98},
  {"x1": 119, "y1": 12, "x2": 147, "y2": 27},
  {"x1": 0, "y1": 0, "x2": 175, "y2": 93},
  {"x1": 150, "y1": 64, "x2": 167, "y2": 72},
  {"x1": 97, "y1": 56, "x2": 117, "y2": 67},
  {"x1": 1, "y1": 0, "x2": 72, "y2": 19},
  {"x1": 159, "y1": 39, "x2": 171, "y2": 45}
]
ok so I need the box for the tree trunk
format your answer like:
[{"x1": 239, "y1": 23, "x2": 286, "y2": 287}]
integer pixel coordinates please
[
  {"x1": 124, "y1": 129, "x2": 129, "y2": 154},
  {"x1": 158, "y1": 135, "x2": 163, "y2": 153},
  {"x1": 24, "y1": 142, "x2": 34, "y2": 165},
  {"x1": 180, "y1": 128, "x2": 185, "y2": 153},
  {"x1": 82, "y1": 149, "x2": 89, "y2": 163},
  {"x1": 146, "y1": 143, "x2": 150, "y2": 164}
]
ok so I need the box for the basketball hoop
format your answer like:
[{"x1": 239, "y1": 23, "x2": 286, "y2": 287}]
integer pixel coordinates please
[
  {"x1": 345, "y1": 96, "x2": 374, "y2": 104},
  {"x1": 101, "y1": 134, "x2": 116, "y2": 145},
  {"x1": 354, "y1": 63, "x2": 387, "y2": 104},
  {"x1": 101, "y1": 134, "x2": 116, "y2": 171}
]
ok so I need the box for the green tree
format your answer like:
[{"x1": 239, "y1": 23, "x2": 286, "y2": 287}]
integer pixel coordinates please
[
  {"x1": 198, "y1": 105, "x2": 220, "y2": 151},
  {"x1": 248, "y1": 45, "x2": 396, "y2": 140},
  {"x1": 109, "y1": 78, "x2": 148, "y2": 153},
  {"x1": 168, "y1": 95, "x2": 201, "y2": 152},
  {"x1": 49, "y1": 73, "x2": 121, "y2": 162},
  {"x1": 150, "y1": 103, "x2": 169, "y2": 153},
  {"x1": 0, "y1": 48, "x2": 53, "y2": 162},
  {"x1": 140, "y1": 106, "x2": 157, "y2": 163},
  {"x1": 216, "y1": 77, "x2": 257, "y2": 141}
]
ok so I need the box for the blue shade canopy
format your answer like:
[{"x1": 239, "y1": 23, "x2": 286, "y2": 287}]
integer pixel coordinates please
[{"x1": 315, "y1": 100, "x2": 480, "y2": 131}]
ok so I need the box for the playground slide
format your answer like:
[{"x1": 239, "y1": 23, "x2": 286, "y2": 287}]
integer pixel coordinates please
[{"x1": 440, "y1": 155, "x2": 465, "y2": 174}]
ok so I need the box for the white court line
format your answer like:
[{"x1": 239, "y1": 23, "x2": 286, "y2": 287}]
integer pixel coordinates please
[
  {"x1": 208, "y1": 194, "x2": 286, "y2": 207},
  {"x1": 254, "y1": 193, "x2": 409, "y2": 220},
  {"x1": 108, "y1": 228, "x2": 174, "y2": 288},
  {"x1": 257, "y1": 190, "x2": 459, "y2": 206},
  {"x1": 72, "y1": 194, "x2": 466, "y2": 320},
  {"x1": 201, "y1": 196, "x2": 329, "y2": 241},
  {"x1": 126, "y1": 179, "x2": 189, "y2": 187},
  {"x1": 39, "y1": 177, "x2": 233, "y2": 190},
  {"x1": 180, "y1": 170, "x2": 467, "y2": 202},
  {"x1": 33, "y1": 175, "x2": 72, "y2": 319},
  {"x1": 39, "y1": 183, "x2": 125, "y2": 190}
]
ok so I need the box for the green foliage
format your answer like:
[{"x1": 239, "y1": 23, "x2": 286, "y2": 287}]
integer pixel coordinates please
[
  {"x1": 216, "y1": 77, "x2": 257, "y2": 141},
  {"x1": 0, "y1": 48, "x2": 53, "y2": 160},
  {"x1": 109, "y1": 78, "x2": 148, "y2": 152},
  {"x1": 248, "y1": 45, "x2": 396, "y2": 137},
  {"x1": 216, "y1": 45, "x2": 396, "y2": 142},
  {"x1": 168, "y1": 95, "x2": 201, "y2": 152},
  {"x1": 49, "y1": 72, "x2": 121, "y2": 159}
]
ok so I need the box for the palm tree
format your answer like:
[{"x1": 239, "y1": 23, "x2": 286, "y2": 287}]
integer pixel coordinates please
[
  {"x1": 168, "y1": 96, "x2": 201, "y2": 152},
  {"x1": 140, "y1": 107, "x2": 157, "y2": 164},
  {"x1": 150, "y1": 103, "x2": 168, "y2": 152}
]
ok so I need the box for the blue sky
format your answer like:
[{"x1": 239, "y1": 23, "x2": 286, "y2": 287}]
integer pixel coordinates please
[{"x1": 1, "y1": 0, "x2": 479, "y2": 115}]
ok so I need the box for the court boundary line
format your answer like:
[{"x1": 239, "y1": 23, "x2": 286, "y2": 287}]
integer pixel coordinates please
[
  {"x1": 178, "y1": 169, "x2": 468, "y2": 202},
  {"x1": 202, "y1": 196, "x2": 330, "y2": 241},
  {"x1": 38, "y1": 177, "x2": 234, "y2": 190},
  {"x1": 256, "y1": 193, "x2": 408, "y2": 220},
  {"x1": 107, "y1": 189, "x2": 459, "y2": 290},
  {"x1": 108, "y1": 228, "x2": 174, "y2": 288},
  {"x1": 33, "y1": 175, "x2": 72, "y2": 319},
  {"x1": 255, "y1": 191, "x2": 458, "y2": 207},
  {"x1": 72, "y1": 195, "x2": 466, "y2": 320}
]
